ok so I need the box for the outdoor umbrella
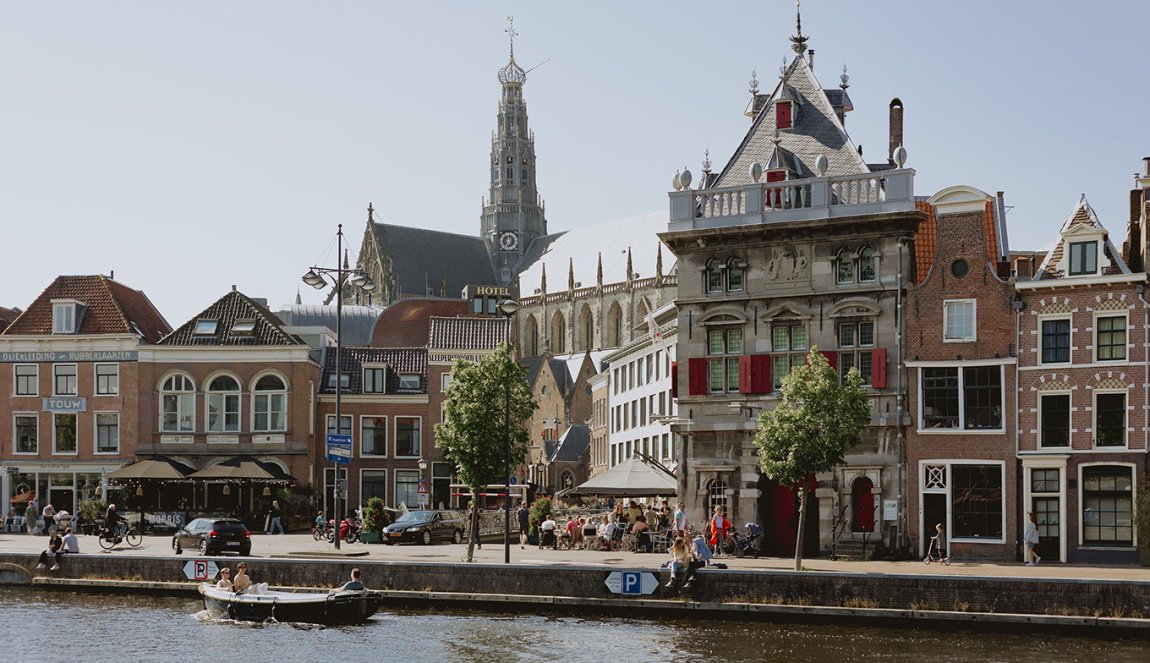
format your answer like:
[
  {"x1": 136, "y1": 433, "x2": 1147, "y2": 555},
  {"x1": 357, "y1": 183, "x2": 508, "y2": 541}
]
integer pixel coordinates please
[
  {"x1": 106, "y1": 458, "x2": 194, "y2": 481},
  {"x1": 189, "y1": 458, "x2": 292, "y2": 481},
  {"x1": 570, "y1": 456, "x2": 677, "y2": 497}
]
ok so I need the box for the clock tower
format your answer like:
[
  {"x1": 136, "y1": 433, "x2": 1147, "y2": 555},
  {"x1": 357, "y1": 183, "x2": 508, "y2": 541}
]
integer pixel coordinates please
[{"x1": 481, "y1": 18, "x2": 547, "y2": 286}]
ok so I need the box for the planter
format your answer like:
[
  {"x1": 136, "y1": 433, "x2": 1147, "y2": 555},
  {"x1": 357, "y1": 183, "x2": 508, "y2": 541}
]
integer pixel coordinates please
[{"x1": 360, "y1": 531, "x2": 382, "y2": 544}]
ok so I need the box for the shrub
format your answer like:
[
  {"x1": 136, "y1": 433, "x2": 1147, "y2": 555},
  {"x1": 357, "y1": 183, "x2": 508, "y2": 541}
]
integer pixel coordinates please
[{"x1": 363, "y1": 496, "x2": 392, "y2": 534}]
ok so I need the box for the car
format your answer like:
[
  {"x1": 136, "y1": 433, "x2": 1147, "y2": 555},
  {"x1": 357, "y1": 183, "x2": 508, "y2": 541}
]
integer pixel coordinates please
[
  {"x1": 172, "y1": 517, "x2": 252, "y2": 556},
  {"x1": 383, "y1": 510, "x2": 465, "y2": 545}
]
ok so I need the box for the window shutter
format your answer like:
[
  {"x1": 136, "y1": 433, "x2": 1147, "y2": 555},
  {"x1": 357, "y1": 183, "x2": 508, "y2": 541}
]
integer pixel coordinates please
[
  {"x1": 738, "y1": 354, "x2": 772, "y2": 394},
  {"x1": 820, "y1": 351, "x2": 838, "y2": 371},
  {"x1": 776, "y1": 101, "x2": 792, "y2": 129},
  {"x1": 670, "y1": 361, "x2": 678, "y2": 398},
  {"x1": 871, "y1": 349, "x2": 887, "y2": 388},
  {"x1": 687, "y1": 358, "x2": 708, "y2": 396}
]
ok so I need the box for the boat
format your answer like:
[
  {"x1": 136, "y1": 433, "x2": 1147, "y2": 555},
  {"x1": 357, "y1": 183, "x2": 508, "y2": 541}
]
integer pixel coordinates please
[{"x1": 199, "y1": 582, "x2": 384, "y2": 625}]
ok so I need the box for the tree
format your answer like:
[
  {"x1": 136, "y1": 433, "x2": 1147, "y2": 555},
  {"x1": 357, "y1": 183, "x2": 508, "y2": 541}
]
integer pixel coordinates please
[
  {"x1": 435, "y1": 343, "x2": 537, "y2": 561},
  {"x1": 754, "y1": 347, "x2": 871, "y2": 571}
]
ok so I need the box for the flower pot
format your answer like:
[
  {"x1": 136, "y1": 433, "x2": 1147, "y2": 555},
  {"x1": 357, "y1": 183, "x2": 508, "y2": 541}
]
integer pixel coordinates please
[{"x1": 360, "y1": 531, "x2": 382, "y2": 544}]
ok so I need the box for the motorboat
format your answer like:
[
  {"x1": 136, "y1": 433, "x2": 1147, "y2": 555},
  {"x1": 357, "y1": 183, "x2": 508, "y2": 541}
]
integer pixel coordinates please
[{"x1": 199, "y1": 582, "x2": 383, "y2": 625}]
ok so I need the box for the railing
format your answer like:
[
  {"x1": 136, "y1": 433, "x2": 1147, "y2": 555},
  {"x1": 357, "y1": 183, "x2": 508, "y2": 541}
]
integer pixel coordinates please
[
  {"x1": 518, "y1": 274, "x2": 678, "y2": 306},
  {"x1": 669, "y1": 168, "x2": 916, "y2": 231}
]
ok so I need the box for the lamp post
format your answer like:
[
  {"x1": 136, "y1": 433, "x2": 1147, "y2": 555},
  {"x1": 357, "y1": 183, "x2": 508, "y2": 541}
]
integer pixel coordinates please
[
  {"x1": 418, "y1": 459, "x2": 428, "y2": 509},
  {"x1": 497, "y1": 298, "x2": 519, "y2": 564},
  {"x1": 303, "y1": 222, "x2": 375, "y2": 549}
]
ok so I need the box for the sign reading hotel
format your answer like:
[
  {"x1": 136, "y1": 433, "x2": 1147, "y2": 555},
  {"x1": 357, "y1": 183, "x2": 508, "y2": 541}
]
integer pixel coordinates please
[{"x1": 0, "y1": 351, "x2": 138, "y2": 363}]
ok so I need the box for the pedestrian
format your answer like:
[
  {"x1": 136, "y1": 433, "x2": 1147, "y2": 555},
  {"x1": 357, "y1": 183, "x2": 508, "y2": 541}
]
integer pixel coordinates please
[
  {"x1": 267, "y1": 500, "x2": 284, "y2": 535},
  {"x1": 42, "y1": 502, "x2": 56, "y2": 536},
  {"x1": 25, "y1": 500, "x2": 37, "y2": 535},
  {"x1": 516, "y1": 501, "x2": 529, "y2": 549},
  {"x1": 1024, "y1": 512, "x2": 1042, "y2": 566},
  {"x1": 673, "y1": 502, "x2": 688, "y2": 537},
  {"x1": 930, "y1": 523, "x2": 947, "y2": 560},
  {"x1": 709, "y1": 505, "x2": 731, "y2": 557},
  {"x1": 331, "y1": 567, "x2": 366, "y2": 593}
]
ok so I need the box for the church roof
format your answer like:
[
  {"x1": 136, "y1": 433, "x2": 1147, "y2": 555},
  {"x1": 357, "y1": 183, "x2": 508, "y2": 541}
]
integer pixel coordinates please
[
  {"x1": 715, "y1": 54, "x2": 868, "y2": 186},
  {"x1": 517, "y1": 211, "x2": 674, "y2": 291},
  {"x1": 3, "y1": 274, "x2": 171, "y2": 342},
  {"x1": 550, "y1": 424, "x2": 590, "y2": 463},
  {"x1": 371, "y1": 222, "x2": 497, "y2": 299}
]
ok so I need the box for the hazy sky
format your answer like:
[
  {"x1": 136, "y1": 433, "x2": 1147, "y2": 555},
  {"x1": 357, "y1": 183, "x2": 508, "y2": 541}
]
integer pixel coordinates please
[{"x1": 4, "y1": 2, "x2": 1149, "y2": 326}]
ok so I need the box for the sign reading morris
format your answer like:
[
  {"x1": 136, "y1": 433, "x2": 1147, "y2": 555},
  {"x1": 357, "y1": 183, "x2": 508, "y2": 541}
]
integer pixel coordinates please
[{"x1": 0, "y1": 351, "x2": 138, "y2": 363}]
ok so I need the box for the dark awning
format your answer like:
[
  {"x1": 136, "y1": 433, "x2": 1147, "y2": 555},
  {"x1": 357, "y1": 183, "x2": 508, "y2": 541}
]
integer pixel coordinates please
[
  {"x1": 188, "y1": 457, "x2": 294, "y2": 482},
  {"x1": 106, "y1": 457, "x2": 194, "y2": 481}
]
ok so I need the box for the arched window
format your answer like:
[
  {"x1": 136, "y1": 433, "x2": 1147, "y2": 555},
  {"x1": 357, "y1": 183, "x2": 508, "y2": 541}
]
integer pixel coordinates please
[
  {"x1": 606, "y1": 302, "x2": 623, "y2": 347},
  {"x1": 550, "y1": 312, "x2": 566, "y2": 354},
  {"x1": 577, "y1": 305, "x2": 594, "y2": 352},
  {"x1": 705, "y1": 258, "x2": 724, "y2": 293},
  {"x1": 726, "y1": 257, "x2": 745, "y2": 292},
  {"x1": 524, "y1": 315, "x2": 540, "y2": 357},
  {"x1": 253, "y1": 374, "x2": 287, "y2": 432},
  {"x1": 835, "y1": 248, "x2": 855, "y2": 285},
  {"x1": 206, "y1": 375, "x2": 241, "y2": 433},
  {"x1": 160, "y1": 374, "x2": 195, "y2": 433},
  {"x1": 858, "y1": 247, "x2": 877, "y2": 283}
]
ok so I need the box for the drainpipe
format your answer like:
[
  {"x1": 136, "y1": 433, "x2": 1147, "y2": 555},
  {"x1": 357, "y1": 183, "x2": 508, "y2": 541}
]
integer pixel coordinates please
[
  {"x1": 896, "y1": 238, "x2": 906, "y2": 552},
  {"x1": 1138, "y1": 285, "x2": 1149, "y2": 461}
]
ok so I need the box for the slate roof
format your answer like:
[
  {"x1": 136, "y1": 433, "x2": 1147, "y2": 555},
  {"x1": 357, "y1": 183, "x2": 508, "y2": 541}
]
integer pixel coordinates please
[
  {"x1": 2, "y1": 275, "x2": 171, "y2": 342},
  {"x1": 715, "y1": 54, "x2": 868, "y2": 187},
  {"x1": 161, "y1": 290, "x2": 303, "y2": 346},
  {"x1": 274, "y1": 304, "x2": 383, "y2": 346},
  {"x1": 427, "y1": 316, "x2": 509, "y2": 350},
  {"x1": 371, "y1": 222, "x2": 498, "y2": 299},
  {"x1": 550, "y1": 424, "x2": 590, "y2": 463},
  {"x1": 517, "y1": 212, "x2": 675, "y2": 292},
  {"x1": 374, "y1": 300, "x2": 469, "y2": 347},
  {"x1": 1035, "y1": 196, "x2": 1130, "y2": 280},
  {"x1": 319, "y1": 346, "x2": 427, "y2": 395},
  {"x1": 523, "y1": 355, "x2": 573, "y2": 395}
]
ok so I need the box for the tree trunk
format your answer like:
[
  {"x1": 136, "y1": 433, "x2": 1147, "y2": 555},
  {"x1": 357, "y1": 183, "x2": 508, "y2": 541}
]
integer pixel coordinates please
[
  {"x1": 793, "y1": 485, "x2": 807, "y2": 572},
  {"x1": 465, "y1": 490, "x2": 478, "y2": 563}
]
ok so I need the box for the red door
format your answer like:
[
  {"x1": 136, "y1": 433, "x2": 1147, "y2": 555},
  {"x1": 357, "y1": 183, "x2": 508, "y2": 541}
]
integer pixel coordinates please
[{"x1": 851, "y1": 477, "x2": 875, "y2": 532}]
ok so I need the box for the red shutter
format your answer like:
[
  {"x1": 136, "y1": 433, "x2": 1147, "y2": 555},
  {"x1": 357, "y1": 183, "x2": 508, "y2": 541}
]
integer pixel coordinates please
[
  {"x1": 871, "y1": 349, "x2": 887, "y2": 388},
  {"x1": 688, "y1": 357, "x2": 708, "y2": 396},
  {"x1": 820, "y1": 351, "x2": 838, "y2": 371},
  {"x1": 776, "y1": 101, "x2": 792, "y2": 129},
  {"x1": 670, "y1": 361, "x2": 678, "y2": 398},
  {"x1": 766, "y1": 170, "x2": 787, "y2": 183},
  {"x1": 739, "y1": 354, "x2": 772, "y2": 394}
]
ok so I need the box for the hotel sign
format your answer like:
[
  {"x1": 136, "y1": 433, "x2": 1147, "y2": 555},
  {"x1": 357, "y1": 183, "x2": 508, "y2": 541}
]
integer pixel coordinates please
[
  {"x1": 44, "y1": 397, "x2": 86, "y2": 413},
  {"x1": 0, "y1": 351, "x2": 137, "y2": 363}
]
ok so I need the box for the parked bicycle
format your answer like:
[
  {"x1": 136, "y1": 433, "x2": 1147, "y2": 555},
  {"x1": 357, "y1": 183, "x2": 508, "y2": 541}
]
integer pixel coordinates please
[{"x1": 98, "y1": 523, "x2": 142, "y2": 550}]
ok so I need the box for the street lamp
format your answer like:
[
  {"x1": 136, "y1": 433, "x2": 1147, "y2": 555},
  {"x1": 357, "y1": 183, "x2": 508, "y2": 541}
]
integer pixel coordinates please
[
  {"x1": 497, "y1": 298, "x2": 519, "y2": 564},
  {"x1": 418, "y1": 459, "x2": 428, "y2": 509},
  {"x1": 302, "y1": 222, "x2": 375, "y2": 549}
]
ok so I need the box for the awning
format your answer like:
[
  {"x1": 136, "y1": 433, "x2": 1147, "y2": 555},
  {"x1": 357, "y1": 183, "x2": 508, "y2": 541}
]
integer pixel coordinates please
[
  {"x1": 106, "y1": 457, "x2": 194, "y2": 481},
  {"x1": 188, "y1": 457, "x2": 294, "y2": 482},
  {"x1": 570, "y1": 457, "x2": 677, "y2": 497},
  {"x1": 10, "y1": 490, "x2": 35, "y2": 504}
]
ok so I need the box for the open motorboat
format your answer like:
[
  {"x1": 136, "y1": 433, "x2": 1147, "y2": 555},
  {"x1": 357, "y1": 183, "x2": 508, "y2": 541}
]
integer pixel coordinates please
[{"x1": 199, "y1": 582, "x2": 383, "y2": 625}]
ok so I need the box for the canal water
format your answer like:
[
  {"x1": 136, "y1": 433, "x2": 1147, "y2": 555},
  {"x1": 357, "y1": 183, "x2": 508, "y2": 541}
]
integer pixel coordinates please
[{"x1": 0, "y1": 587, "x2": 1143, "y2": 662}]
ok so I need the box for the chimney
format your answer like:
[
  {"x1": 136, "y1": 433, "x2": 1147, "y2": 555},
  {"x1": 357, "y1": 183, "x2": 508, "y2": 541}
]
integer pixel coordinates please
[
  {"x1": 889, "y1": 98, "x2": 904, "y2": 162},
  {"x1": 807, "y1": 49, "x2": 814, "y2": 71},
  {"x1": 1143, "y1": 156, "x2": 1150, "y2": 178},
  {"x1": 1015, "y1": 256, "x2": 1034, "y2": 280}
]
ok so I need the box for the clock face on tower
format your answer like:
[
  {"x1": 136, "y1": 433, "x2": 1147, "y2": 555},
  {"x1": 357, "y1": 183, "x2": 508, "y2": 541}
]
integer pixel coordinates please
[{"x1": 499, "y1": 231, "x2": 519, "y2": 251}]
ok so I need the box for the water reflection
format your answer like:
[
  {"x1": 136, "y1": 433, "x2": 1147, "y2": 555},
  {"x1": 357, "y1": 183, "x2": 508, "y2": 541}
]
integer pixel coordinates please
[{"x1": 0, "y1": 588, "x2": 1142, "y2": 662}]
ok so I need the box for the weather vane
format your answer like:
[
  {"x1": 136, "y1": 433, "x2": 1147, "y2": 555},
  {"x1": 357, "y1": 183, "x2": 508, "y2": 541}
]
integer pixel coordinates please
[{"x1": 506, "y1": 16, "x2": 517, "y2": 57}]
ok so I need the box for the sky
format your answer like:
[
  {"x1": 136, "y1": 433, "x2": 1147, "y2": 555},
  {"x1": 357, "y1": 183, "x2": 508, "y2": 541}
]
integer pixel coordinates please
[{"x1": 3, "y1": 2, "x2": 1149, "y2": 326}]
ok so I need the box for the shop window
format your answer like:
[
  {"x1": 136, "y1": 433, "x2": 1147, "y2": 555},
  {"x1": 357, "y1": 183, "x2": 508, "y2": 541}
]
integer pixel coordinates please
[
  {"x1": 950, "y1": 464, "x2": 1003, "y2": 539},
  {"x1": 1081, "y1": 466, "x2": 1133, "y2": 545}
]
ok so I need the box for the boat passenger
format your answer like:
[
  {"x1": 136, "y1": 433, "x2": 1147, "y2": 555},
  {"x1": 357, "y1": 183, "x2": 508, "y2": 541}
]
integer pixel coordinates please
[
  {"x1": 331, "y1": 567, "x2": 365, "y2": 594},
  {"x1": 232, "y1": 562, "x2": 251, "y2": 594},
  {"x1": 215, "y1": 568, "x2": 233, "y2": 591}
]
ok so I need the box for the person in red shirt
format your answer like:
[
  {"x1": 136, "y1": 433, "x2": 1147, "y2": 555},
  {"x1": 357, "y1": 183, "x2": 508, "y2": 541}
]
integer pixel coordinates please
[{"x1": 709, "y1": 506, "x2": 731, "y2": 557}]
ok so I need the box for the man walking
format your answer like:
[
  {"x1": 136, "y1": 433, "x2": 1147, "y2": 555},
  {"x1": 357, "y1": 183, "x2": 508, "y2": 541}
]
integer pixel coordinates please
[{"x1": 516, "y1": 501, "x2": 529, "y2": 549}]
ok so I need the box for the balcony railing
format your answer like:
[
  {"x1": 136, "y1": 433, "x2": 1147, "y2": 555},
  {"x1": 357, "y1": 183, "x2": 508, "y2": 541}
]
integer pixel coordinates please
[{"x1": 668, "y1": 169, "x2": 916, "y2": 232}]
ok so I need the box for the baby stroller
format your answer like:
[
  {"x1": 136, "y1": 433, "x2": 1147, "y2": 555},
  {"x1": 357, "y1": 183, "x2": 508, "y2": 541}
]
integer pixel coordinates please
[
  {"x1": 730, "y1": 522, "x2": 764, "y2": 558},
  {"x1": 923, "y1": 534, "x2": 951, "y2": 566}
]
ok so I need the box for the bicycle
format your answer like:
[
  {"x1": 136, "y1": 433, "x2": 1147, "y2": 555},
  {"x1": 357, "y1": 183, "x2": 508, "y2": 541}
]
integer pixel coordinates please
[
  {"x1": 98, "y1": 523, "x2": 142, "y2": 550},
  {"x1": 312, "y1": 521, "x2": 332, "y2": 542},
  {"x1": 923, "y1": 535, "x2": 950, "y2": 566}
]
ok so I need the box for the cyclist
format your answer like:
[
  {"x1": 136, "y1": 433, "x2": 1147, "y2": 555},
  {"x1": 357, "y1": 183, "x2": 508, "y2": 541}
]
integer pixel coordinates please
[{"x1": 105, "y1": 503, "x2": 126, "y2": 539}]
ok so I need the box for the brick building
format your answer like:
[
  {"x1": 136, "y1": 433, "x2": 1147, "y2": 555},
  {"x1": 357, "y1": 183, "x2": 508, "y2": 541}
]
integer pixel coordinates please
[{"x1": 905, "y1": 186, "x2": 1018, "y2": 561}]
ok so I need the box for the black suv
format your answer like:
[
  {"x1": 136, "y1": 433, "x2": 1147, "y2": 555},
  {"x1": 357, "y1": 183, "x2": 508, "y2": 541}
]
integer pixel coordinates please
[
  {"x1": 172, "y1": 517, "x2": 252, "y2": 556},
  {"x1": 383, "y1": 510, "x2": 465, "y2": 545}
]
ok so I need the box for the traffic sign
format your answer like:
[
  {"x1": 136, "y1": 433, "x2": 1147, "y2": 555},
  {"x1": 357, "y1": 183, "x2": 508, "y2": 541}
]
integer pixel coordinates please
[
  {"x1": 326, "y1": 434, "x2": 352, "y2": 464},
  {"x1": 183, "y1": 559, "x2": 219, "y2": 581},
  {"x1": 417, "y1": 481, "x2": 428, "y2": 495},
  {"x1": 604, "y1": 571, "x2": 659, "y2": 595}
]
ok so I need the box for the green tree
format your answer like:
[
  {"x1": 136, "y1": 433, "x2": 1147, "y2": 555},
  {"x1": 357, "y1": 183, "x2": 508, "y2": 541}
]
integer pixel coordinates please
[
  {"x1": 435, "y1": 343, "x2": 537, "y2": 561},
  {"x1": 754, "y1": 347, "x2": 871, "y2": 571}
]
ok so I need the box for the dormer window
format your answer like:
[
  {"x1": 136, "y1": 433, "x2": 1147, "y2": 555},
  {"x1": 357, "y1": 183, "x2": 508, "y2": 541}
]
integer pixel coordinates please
[
  {"x1": 230, "y1": 319, "x2": 256, "y2": 336},
  {"x1": 1068, "y1": 241, "x2": 1098, "y2": 275},
  {"x1": 52, "y1": 300, "x2": 79, "y2": 334},
  {"x1": 398, "y1": 374, "x2": 421, "y2": 391},
  {"x1": 194, "y1": 319, "x2": 218, "y2": 335},
  {"x1": 775, "y1": 100, "x2": 793, "y2": 129}
]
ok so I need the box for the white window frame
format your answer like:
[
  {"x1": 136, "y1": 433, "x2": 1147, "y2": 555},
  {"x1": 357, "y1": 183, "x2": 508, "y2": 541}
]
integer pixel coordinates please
[
  {"x1": 915, "y1": 362, "x2": 1007, "y2": 434},
  {"x1": 394, "y1": 469, "x2": 421, "y2": 509},
  {"x1": 94, "y1": 411, "x2": 120, "y2": 454},
  {"x1": 360, "y1": 468, "x2": 388, "y2": 505},
  {"x1": 362, "y1": 365, "x2": 387, "y2": 394},
  {"x1": 252, "y1": 373, "x2": 288, "y2": 433},
  {"x1": 1093, "y1": 312, "x2": 1128, "y2": 363},
  {"x1": 1037, "y1": 391, "x2": 1071, "y2": 448},
  {"x1": 325, "y1": 413, "x2": 353, "y2": 437},
  {"x1": 1037, "y1": 314, "x2": 1072, "y2": 366},
  {"x1": 1092, "y1": 389, "x2": 1128, "y2": 449},
  {"x1": 397, "y1": 374, "x2": 420, "y2": 391},
  {"x1": 1077, "y1": 462, "x2": 1136, "y2": 549},
  {"x1": 52, "y1": 300, "x2": 77, "y2": 334},
  {"x1": 53, "y1": 363, "x2": 78, "y2": 396},
  {"x1": 942, "y1": 299, "x2": 977, "y2": 342},
  {"x1": 360, "y1": 414, "x2": 387, "y2": 458},
  {"x1": 95, "y1": 363, "x2": 120, "y2": 395},
  {"x1": 918, "y1": 459, "x2": 1007, "y2": 545},
  {"x1": 394, "y1": 416, "x2": 422, "y2": 459},
  {"x1": 1068, "y1": 240, "x2": 1099, "y2": 276},
  {"x1": 14, "y1": 364, "x2": 38, "y2": 396},
  {"x1": 205, "y1": 374, "x2": 242, "y2": 433},
  {"x1": 14, "y1": 413, "x2": 38, "y2": 455},
  {"x1": 441, "y1": 373, "x2": 453, "y2": 392},
  {"x1": 160, "y1": 373, "x2": 196, "y2": 433},
  {"x1": 53, "y1": 412, "x2": 78, "y2": 455}
]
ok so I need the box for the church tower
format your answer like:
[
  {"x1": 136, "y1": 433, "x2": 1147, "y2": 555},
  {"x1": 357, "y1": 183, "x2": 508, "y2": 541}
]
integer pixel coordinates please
[{"x1": 481, "y1": 18, "x2": 547, "y2": 286}]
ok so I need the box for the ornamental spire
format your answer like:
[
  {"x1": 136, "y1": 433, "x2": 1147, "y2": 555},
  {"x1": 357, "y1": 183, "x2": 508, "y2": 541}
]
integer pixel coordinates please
[
  {"x1": 497, "y1": 16, "x2": 526, "y2": 84},
  {"x1": 790, "y1": 0, "x2": 809, "y2": 54}
]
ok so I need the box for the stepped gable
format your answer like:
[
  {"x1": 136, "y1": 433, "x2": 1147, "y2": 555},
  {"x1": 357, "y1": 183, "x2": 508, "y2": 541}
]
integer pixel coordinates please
[
  {"x1": 3, "y1": 274, "x2": 171, "y2": 342},
  {"x1": 319, "y1": 346, "x2": 427, "y2": 395},
  {"x1": 715, "y1": 54, "x2": 868, "y2": 187},
  {"x1": 161, "y1": 289, "x2": 301, "y2": 346},
  {"x1": 427, "y1": 316, "x2": 509, "y2": 350},
  {"x1": 1035, "y1": 196, "x2": 1130, "y2": 280},
  {"x1": 372, "y1": 300, "x2": 468, "y2": 347},
  {"x1": 371, "y1": 222, "x2": 497, "y2": 298}
]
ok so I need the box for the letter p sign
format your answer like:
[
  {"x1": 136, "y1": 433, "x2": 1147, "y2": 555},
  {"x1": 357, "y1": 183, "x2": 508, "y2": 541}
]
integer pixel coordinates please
[{"x1": 621, "y1": 571, "x2": 641, "y2": 595}]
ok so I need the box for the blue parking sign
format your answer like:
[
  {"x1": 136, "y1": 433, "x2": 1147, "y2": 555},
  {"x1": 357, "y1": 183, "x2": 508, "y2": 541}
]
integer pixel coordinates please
[{"x1": 326, "y1": 434, "x2": 352, "y2": 464}]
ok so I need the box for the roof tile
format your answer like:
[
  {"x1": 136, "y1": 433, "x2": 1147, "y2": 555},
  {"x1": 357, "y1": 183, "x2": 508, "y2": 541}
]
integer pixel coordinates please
[{"x1": 2, "y1": 275, "x2": 171, "y2": 342}]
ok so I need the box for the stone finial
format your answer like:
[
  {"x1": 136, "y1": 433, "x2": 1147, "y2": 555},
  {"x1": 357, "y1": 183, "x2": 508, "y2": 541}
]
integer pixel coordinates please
[
  {"x1": 540, "y1": 263, "x2": 547, "y2": 293},
  {"x1": 597, "y1": 252, "x2": 603, "y2": 286},
  {"x1": 568, "y1": 257, "x2": 575, "y2": 292},
  {"x1": 627, "y1": 248, "x2": 634, "y2": 281}
]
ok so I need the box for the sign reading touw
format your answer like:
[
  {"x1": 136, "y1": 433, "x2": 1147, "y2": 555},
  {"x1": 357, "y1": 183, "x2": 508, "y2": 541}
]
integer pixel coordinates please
[
  {"x1": 183, "y1": 559, "x2": 219, "y2": 581},
  {"x1": 604, "y1": 571, "x2": 659, "y2": 596}
]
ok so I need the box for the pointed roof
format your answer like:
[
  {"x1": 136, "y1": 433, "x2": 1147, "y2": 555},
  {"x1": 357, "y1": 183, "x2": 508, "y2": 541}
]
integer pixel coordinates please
[
  {"x1": 369, "y1": 222, "x2": 497, "y2": 300},
  {"x1": 2, "y1": 274, "x2": 171, "y2": 342},
  {"x1": 1034, "y1": 196, "x2": 1130, "y2": 280},
  {"x1": 715, "y1": 54, "x2": 868, "y2": 187},
  {"x1": 549, "y1": 424, "x2": 590, "y2": 463},
  {"x1": 160, "y1": 289, "x2": 302, "y2": 346}
]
